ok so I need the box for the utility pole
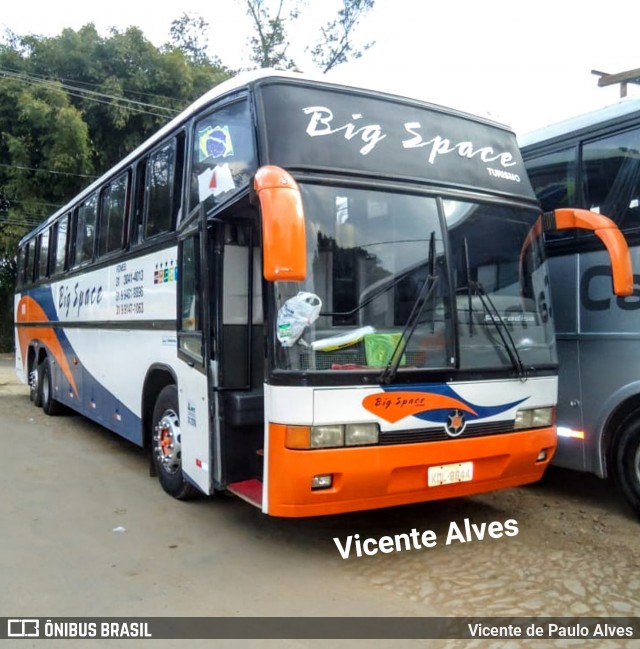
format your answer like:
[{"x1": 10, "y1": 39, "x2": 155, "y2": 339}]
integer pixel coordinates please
[{"x1": 592, "y1": 68, "x2": 640, "y2": 97}]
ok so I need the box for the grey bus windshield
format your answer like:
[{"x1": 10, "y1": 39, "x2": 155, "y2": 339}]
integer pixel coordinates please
[{"x1": 272, "y1": 184, "x2": 555, "y2": 374}]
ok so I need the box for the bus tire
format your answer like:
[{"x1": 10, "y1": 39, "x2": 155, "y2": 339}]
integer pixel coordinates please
[
  {"x1": 29, "y1": 361, "x2": 38, "y2": 403},
  {"x1": 40, "y1": 357, "x2": 64, "y2": 416},
  {"x1": 613, "y1": 418, "x2": 640, "y2": 519},
  {"x1": 151, "y1": 385, "x2": 199, "y2": 500},
  {"x1": 32, "y1": 361, "x2": 43, "y2": 407}
]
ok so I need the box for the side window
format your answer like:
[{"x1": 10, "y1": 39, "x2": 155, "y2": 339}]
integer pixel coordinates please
[
  {"x1": 582, "y1": 128, "x2": 640, "y2": 233},
  {"x1": 524, "y1": 147, "x2": 577, "y2": 243},
  {"x1": 74, "y1": 194, "x2": 97, "y2": 266},
  {"x1": 26, "y1": 241, "x2": 36, "y2": 284},
  {"x1": 179, "y1": 235, "x2": 203, "y2": 363},
  {"x1": 98, "y1": 172, "x2": 129, "y2": 256},
  {"x1": 54, "y1": 214, "x2": 69, "y2": 275},
  {"x1": 17, "y1": 245, "x2": 27, "y2": 288},
  {"x1": 38, "y1": 228, "x2": 50, "y2": 279},
  {"x1": 144, "y1": 138, "x2": 182, "y2": 239},
  {"x1": 189, "y1": 99, "x2": 256, "y2": 215},
  {"x1": 131, "y1": 161, "x2": 146, "y2": 245}
]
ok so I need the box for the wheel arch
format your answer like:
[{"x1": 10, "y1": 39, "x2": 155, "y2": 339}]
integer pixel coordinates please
[
  {"x1": 28, "y1": 340, "x2": 48, "y2": 373},
  {"x1": 141, "y1": 364, "x2": 178, "y2": 451},
  {"x1": 601, "y1": 392, "x2": 640, "y2": 478}
]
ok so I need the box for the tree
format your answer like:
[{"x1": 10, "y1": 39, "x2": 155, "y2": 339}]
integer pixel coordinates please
[
  {"x1": 0, "y1": 24, "x2": 232, "y2": 351},
  {"x1": 0, "y1": 77, "x2": 95, "y2": 351},
  {"x1": 309, "y1": 0, "x2": 375, "y2": 73},
  {"x1": 169, "y1": 12, "x2": 216, "y2": 66},
  {"x1": 243, "y1": 0, "x2": 375, "y2": 72},
  {"x1": 245, "y1": 0, "x2": 299, "y2": 70}
]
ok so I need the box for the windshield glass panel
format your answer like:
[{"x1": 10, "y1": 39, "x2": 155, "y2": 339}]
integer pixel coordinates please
[
  {"x1": 272, "y1": 186, "x2": 556, "y2": 374},
  {"x1": 446, "y1": 200, "x2": 556, "y2": 369},
  {"x1": 273, "y1": 185, "x2": 450, "y2": 372}
]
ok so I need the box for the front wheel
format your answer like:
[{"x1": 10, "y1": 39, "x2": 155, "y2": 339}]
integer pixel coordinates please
[
  {"x1": 613, "y1": 417, "x2": 640, "y2": 519},
  {"x1": 151, "y1": 385, "x2": 199, "y2": 500}
]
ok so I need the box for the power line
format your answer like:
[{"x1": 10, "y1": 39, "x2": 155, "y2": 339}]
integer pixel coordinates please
[
  {"x1": 0, "y1": 64, "x2": 187, "y2": 108},
  {"x1": 0, "y1": 161, "x2": 96, "y2": 180},
  {"x1": 0, "y1": 68, "x2": 181, "y2": 118}
]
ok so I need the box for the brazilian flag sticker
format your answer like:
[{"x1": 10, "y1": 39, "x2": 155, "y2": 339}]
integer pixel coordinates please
[{"x1": 199, "y1": 125, "x2": 234, "y2": 161}]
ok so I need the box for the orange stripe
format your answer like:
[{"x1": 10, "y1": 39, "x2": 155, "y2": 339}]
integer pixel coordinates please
[{"x1": 16, "y1": 295, "x2": 79, "y2": 397}]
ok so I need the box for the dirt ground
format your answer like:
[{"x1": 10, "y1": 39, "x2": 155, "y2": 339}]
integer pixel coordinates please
[{"x1": 1, "y1": 352, "x2": 639, "y2": 648}]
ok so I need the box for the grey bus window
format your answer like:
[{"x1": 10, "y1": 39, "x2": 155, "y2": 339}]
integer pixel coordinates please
[
  {"x1": 74, "y1": 194, "x2": 97, "y2": 266},
  {"x1": 144, "y1": 142, "x2": 176, "y2": 238},
  {"x1": 179, "y1": 235, "x2": 203, "y2": 362},
  {"x1": 188, "y1": 100, "x2": 257, "y2": 214},
  {"x1": 26, "y1": 241, "x2": 36, "y2": 284},
  {"x1": 54, "y1": 215, "x2": 69, "y2": 274},
  {"x1": 38, "y1": 229, "x2": 50, "y2": 279},
  {"x1": 98, "y1": 173, "x2": 128, "y2": 256},
  {"x1": 582, "y1": 128, "x2": 640, "y2": 233},
  {"x1": 131, "y1": 161, "x2": 146, "y2": 245},
  {"x1": 16, "y1": 246, "x2": 27, "y2": 286},
  {"x1": 525, "y1": 147, "x2": 577, "y2": 242}
]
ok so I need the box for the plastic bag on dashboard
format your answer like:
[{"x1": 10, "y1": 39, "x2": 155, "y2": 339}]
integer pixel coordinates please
[{"x1": 276, "y1": 292, "x2": 322, "y2": 347}]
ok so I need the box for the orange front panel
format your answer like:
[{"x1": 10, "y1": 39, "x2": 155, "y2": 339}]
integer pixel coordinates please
[{"x1": 266, "y1": 423, "x2": 555, "y2": 517}]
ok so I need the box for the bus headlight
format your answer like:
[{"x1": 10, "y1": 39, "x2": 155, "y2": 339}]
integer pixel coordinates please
[
  {"x1": 514, "y1": 406, "x2": 554, "y2": 430},
  {"x1": 285, "y1": 423, "x2": 380, "y2": 449},
  {"x1": 345, "y1": 423, "x2": 379, "y2": 446},
  {"x1": 311, "y1": 425, "x2": 344, "y2": 448}
]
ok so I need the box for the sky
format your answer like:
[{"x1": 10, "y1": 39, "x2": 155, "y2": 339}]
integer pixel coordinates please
[{"x1": 2, "y1": 0, "x2": 640, "y2": 135}]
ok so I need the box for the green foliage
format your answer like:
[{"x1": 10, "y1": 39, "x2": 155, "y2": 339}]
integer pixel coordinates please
[
  {"x1": 0, "y1": 21, "x2": 232, "y2": 351},
  {"x1": 310, "y1": 0, "x2": 376, "y2": 73},
  {"x1": 245, "y1": 0, "x2": 299, "y2": 70}
]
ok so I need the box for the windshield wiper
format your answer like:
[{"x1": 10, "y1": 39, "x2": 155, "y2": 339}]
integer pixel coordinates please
[
  {"x1": 379, "y1": 232, "x2": 438, "y2": 384},
  {"x1": 470, "y1": 280, "x2": 527, "y2": 380},
  {"x1": 460, "y1": 237, "x2": 526, "y2": 379},
  {"x1": 319, "y1": 242, "x2": 433, "y2": 318}
]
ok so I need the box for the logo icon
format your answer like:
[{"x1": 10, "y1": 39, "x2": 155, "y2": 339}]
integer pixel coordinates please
[
  {"x1": 8, "y1": 619, "x2": 39, "y2": 638},
  {"x1": 445, "y1": 410, "x2": 467, "y2": 437}
]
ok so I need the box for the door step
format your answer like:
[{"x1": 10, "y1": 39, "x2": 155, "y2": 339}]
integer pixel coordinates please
[{"x1": 227, "y1": 479, "x2": 263, "y2": 508}]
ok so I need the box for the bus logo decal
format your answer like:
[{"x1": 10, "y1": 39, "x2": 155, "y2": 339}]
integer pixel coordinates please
[
  {"x1": 362, "y1": 384, "x2": 527, "y2": 425},
  {"x1": 445, "y1": 410, "x2": 467, "y2": 437},
  {"x1": 362, "y1": 390, "x2": 476, "y2": 424}
]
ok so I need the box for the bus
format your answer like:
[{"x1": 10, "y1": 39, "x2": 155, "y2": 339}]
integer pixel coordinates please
[
  {"x1": 520, "y1": 98, "x2": 640, "y2": 518},
  {"x1": 14, "y1": 70, "x2": 632, "y2": 517}
]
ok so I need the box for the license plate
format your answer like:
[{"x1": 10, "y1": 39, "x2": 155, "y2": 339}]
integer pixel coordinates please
[{"x1": 428, "y1": 461, "x2": 473, "y2": 487}]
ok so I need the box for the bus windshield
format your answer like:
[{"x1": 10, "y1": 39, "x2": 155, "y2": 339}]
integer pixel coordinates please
[{"x1": 272, "y1": 184, "x2": 554, "y2": 374}]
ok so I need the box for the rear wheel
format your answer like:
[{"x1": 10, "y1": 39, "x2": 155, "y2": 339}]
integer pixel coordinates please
[
  {"x1": 613, "y1": 417, "x2": 640, "y2": 519},
  {"x1": 151, "y1": 385, "x2": 199, "y2": 500},
  {"x1": 40, "y1": 357, "x2": 64, "y2": 416},
  {"x1": 32, "y1": 361, "x2": 42, "y2": 407}
]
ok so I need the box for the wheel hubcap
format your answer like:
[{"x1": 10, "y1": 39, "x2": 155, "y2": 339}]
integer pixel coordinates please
[{"x1": 153, "y1": 409, "x2": 181, "y2": 475}]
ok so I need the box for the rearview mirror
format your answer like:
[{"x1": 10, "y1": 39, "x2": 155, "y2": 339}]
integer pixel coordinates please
[{"x1": 254, "y1": 165, "x2": 307, "y2": 282}]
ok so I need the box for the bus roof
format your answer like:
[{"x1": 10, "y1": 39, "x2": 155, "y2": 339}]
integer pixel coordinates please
[
  {"x1": 20, "y1": 69, "x2": 522, "y2": 243},
  {"x1": 518, "y1": 97, "x2": 640, "y2": 150}
]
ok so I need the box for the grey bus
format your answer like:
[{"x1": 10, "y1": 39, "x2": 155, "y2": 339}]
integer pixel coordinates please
[{"x1": 520, "y1": 98, "x2": 640, "y2": 518}]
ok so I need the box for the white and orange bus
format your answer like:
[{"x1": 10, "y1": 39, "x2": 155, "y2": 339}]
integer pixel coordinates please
[{"x1": 14, "y1": 70, "x2": 632, "y2": 516}]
